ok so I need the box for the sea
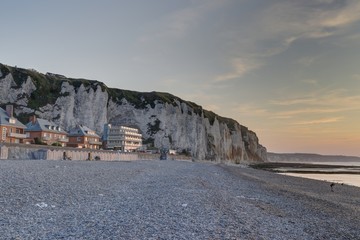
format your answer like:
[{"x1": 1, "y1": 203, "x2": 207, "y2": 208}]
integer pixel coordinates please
[{"x1": 278, "y1": 161, "x2": 360, "y2": 188}]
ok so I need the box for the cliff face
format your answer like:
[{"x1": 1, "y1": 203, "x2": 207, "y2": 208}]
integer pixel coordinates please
[{"x1": 0, "y1": 63, "x2": 267, "y2": 162}]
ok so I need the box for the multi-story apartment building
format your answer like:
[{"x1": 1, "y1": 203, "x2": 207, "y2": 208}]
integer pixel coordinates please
[
  {"x1": 25, "y1": 116, "x2": 69, "y2": 146},
  {"x1": 103, "y1": 124, "x2": 142, "y2": 152},
  {"x1": 0, "y1": 105, "x2": 27, "y2": 143},
  {"x1": 67, "y1": 125, "x2": 102, "y2": 149}
]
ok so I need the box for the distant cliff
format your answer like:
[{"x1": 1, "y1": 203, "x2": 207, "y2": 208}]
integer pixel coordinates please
[
  {"x1": 267, "y1": 152, "x2": 360, "y2": 163},
  {"x1": 0, "y1": 63, "x2": 267, "y2": 163}
]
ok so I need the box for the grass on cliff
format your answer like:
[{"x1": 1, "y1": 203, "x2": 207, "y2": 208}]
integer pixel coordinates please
[
  {"x1": 107, "y1": 88, "x2": 181, "y2": 109},
  {"x1": 1, "y1": 63, "x2": 240, "y2": 132}
]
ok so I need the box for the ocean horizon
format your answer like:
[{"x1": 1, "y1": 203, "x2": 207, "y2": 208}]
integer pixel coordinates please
[
  {"x1": 277, "y1": 161, "x2": 360, "y2": 188},
  {"x1": 279, "y1": 172, "x2": 360, "y2": 188}
]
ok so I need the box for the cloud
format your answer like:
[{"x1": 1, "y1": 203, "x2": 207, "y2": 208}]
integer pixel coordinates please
[
  {"x1": 269, "y1": 88, "x2": 360, "y2": 120},
  {"x1": 214, "y1": 58, "x2": 260, "y2": 82},
  {"x1": 296, "y1": 1, "x2": 360, "y2": 39},
  {"x1": 297, "y1": 56, "x2": 318, "y2": 66},
  {"x1": 272, "y1": 87, "x2": 349, "y2": 104},
  {"x1": 245, "y1": 0, "x2": 360, "y2": 58},
  {"x1": 230, "y1": 88, "x2": 360, "y2": 121},
  {"x1": 139, "y1": 0, "x2": 228, "y2": 41},
  {"x1": 270, "y1": 97, "x2": 317, "y2": 106},
  {"x1": 208, "y1": 1, "x2": 360, "y2": 69},
  {"x1": 315, "y1": 0, "x2": 337, "y2": 3},
  {"x1": 293, "y1": 117, "x2": 343, "y2": 125},
  {"x1": 302, "y1": 79, "x2": 319, "y2": 85},
  {"x1": 272, "y1": 107, "x2": 345, "y2": 120},
  {"x1": 318, "y1": 1, "x2": 360, "y2": 28},
  {"x1": 233, "y1": 103, "x2": 269, "y2": 117},
  {"x1": 352, "y1": 74, "x2": 360, "y2": 80}
]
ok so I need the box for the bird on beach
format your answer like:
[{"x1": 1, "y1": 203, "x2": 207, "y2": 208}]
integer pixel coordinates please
[{"x1": 330, "y1": 183, "x2": 335, "y2": 192}]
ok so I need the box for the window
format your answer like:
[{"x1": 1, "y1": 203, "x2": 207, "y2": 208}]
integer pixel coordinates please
[
  {"x1": 2, "y1": 128, "x2": 6, "y2": 140},
  {"x1": 77, "y1": 137, "x2": 81, "y2": 142}
]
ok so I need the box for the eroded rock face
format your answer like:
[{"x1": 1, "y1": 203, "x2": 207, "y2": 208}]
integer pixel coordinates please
[
  {"x1": 0, "y1": 64, "x2": 267, "y2": 162},
  {"x1": 0, "y1": 74, "x2": 36, "y2": 105}
]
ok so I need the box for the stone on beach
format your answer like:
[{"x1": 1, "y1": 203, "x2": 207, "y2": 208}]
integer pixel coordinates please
[{"x1": 0, "y1": 159, "x2": 359, "y2": 239}]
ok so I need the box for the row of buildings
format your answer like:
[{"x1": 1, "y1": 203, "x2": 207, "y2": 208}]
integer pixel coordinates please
[{"x1": 0, "y1": 105, "x2": 143, "y2": 151}]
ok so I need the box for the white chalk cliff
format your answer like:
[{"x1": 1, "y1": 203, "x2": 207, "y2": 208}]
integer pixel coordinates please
[{"x1": 0, "y1": 63, "x2": 267, "y2": 162}]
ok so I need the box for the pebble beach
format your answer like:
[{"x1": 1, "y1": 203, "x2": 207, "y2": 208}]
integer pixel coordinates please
[{"x1": 1, "y1": 159, "x2": 359, "y2": 239}]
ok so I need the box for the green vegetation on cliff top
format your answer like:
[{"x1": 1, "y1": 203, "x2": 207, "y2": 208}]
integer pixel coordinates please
[{"x1": 0, "y1": 63, "x2": 239, "y2": 131}]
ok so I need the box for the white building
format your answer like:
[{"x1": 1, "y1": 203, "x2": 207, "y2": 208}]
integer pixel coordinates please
[{"x1": 103, "y1": 124, "x2": 142, "y2": 152}]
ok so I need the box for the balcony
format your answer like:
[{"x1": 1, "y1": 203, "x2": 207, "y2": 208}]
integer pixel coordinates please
[
  {"x1": 108, "y1": 136, "x2": 125, "y2": 141},
  {"x1": 125, "y1": 136, "x2": 142, "y2": 141},
  {"x1": 56, "y1": 137, "x2": 69, "y2": 143},
  {"x1": 125, "y1": 142, "x2": 142, "y2": 147},
  {"x1": 88, "y1": 140, "x2": 102, "y2": 145},
  {"x1": 8, "y1": 132, "x2": 27, "y2": 139},
  {"x1": 125, "y1": 132, "x2": 142, "y2": 137},
  {"x1": 42, "y1": 136, "x2": 51, "y2": 141}
]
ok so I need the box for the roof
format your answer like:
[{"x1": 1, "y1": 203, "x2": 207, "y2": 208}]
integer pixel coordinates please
[
  {"x1": 25, "y1": 118, "x2": 67, "y2": 134},
  {"x1": 0, "y1": 107, "x2": 26, "y2": 129},
  {"x1": 68, "y1": 125, "x2": 100, "y2": 138}
]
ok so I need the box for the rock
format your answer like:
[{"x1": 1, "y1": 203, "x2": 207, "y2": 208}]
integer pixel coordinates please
[{"x1": 0, "y1": 63, "x2": 267, "y2": 162}]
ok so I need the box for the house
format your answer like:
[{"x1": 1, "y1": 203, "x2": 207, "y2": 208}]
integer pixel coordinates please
[
  {"x1": 25, "y1": 116, "x2": 68, "y2": 146},
  {"x1": 0, "y1": 105, "x2": 27, "y2": 143},
  {"x1": 102, "y1": 124, "x2": 142, "y2": 152},
  {"x1": 67, "y1": 125, "x2": 102, "y2": 149}
]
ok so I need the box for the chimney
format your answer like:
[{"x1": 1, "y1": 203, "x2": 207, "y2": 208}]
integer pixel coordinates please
[
  {"x1": 6, "y1": 105, "x2": 13, "y2": 117},
  {"x1": 29, "y1": 115, "x2": 37, "y2": 124}
]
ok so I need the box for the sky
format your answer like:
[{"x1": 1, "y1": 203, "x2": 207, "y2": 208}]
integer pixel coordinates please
[{"x1": 1, "y1": 0, "x2": 360, "y2": 156}]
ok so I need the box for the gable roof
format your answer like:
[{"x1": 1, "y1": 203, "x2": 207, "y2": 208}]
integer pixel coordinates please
[
  {"x1": 25, "y1": 118, "x2": 67, "y2": 134},
  {"x1": 68, "y1": 125, "x2": 100, "y2": 138},
  {"x1": 0, "y1": 107, "x2": 26, "y2": 129}
]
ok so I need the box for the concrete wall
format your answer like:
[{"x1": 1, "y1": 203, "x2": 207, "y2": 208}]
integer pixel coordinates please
[
  {"x1": 0, "y1": 145, "x2": 8, "y2": 159},
  {"x1": 0, "y1": 143, "x2": 191, "y2": 161}
]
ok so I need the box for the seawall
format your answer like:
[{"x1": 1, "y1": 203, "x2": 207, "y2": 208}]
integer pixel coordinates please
[{"x1": 0, "y1": 143, "x2": 190, "y2": 161}]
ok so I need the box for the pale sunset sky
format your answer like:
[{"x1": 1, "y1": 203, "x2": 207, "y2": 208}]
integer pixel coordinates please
[{"x1": 1, "y1": 0, "x2": 360, "y2": 156}]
